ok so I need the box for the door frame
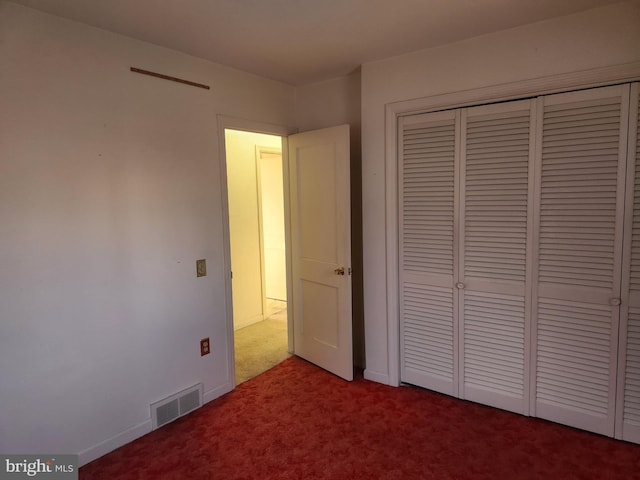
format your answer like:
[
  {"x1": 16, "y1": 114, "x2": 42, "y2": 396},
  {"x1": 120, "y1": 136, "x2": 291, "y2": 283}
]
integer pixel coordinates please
[
  {"x1": 217, "y1": 115, "x2": 297, "y2": 387},
  {"x1": 383, "y1": 62, "x2": 640, "y2": 388}
]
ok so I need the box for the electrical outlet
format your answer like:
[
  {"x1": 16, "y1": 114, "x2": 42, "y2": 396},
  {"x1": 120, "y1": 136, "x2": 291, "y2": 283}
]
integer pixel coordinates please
[{"x1": 200, "y1": 338, "x2": 210, "y2": 356}]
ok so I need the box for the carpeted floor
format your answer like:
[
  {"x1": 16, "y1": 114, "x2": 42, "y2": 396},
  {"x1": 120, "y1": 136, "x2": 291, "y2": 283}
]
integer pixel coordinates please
[
  {"x1": 80, "y1": 356, "x2": 640, "y2": 480},
  {"x1": 234, "y1": 306, "x2": 290, "y2": 384}
]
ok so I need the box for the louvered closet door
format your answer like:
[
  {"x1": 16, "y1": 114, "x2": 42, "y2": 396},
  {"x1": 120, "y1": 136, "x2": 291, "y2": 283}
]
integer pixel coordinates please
[
  {"x1": 399, "y1": 110, "x2": 459, "y2": 395},
  {"x1": 617, "y1": 83, "x2": 640, "y2": 443},
  {"x1": 459, "y1": 101, "x2": 534, "y2": 414},
  {"x1": 534, "y1": 85, "x2": 630, "y2": 436}
]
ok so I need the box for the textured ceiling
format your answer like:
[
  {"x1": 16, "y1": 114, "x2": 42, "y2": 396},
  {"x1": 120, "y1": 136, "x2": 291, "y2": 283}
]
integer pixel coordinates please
[{"x1": 9, "y1": 0, "x2": 624, "y2": 85}]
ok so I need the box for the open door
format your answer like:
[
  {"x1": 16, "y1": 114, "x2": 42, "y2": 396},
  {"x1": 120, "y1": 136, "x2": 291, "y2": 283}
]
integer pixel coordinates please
[{"x1": 288, "y1": 125, "x2": 353, "y2": 380}]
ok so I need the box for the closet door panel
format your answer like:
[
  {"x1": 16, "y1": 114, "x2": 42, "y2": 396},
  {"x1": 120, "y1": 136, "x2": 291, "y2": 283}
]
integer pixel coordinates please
[
  {"x1": 617, "y1": 83, "x2": 640, "y2": 443},
  {"x1": 459, "y1": 101, "x2": 533, "y2": 414},
  {"x1": 402, "y1": 282, "x2": 455, "y2": 392},
  {"x1": 399, "y1": 111, "x2": 458, "y2": 395},
  {"x1": 462, "y1": 291, "x2": 526, "y2": 409},
  {"x1": 536, "y1": 299, "x2": 614, "y2": 422},
  {"x1": 620, "y1": 311, "x2": 640, "y2": 441},
  {"x1": 535, "y1": 85, "x2": 629, "y2": 436}
]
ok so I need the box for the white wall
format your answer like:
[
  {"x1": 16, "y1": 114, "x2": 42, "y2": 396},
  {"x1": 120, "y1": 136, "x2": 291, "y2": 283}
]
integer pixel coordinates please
[
  {"x1": 0, "y1": 2, "x2": 294, "y2": 464},
  {"x1": 361, "y1": 1, "x2": 640, "y2": 384},
  {"x1": 295, "y1": 72, "x2": 361, "y2": 133},
  {"x1": 225, "y1": 130, "x2": 282, "y2": 329}
]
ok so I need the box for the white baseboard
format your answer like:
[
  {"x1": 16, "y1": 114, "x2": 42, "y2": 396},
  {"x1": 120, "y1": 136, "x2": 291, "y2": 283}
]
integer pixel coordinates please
[
  {"x1": 233, "y1": 314, "x2": 264, "y2": 330},
  {"x1": 203, "y1": 382, "x2": 233, "y2": 404},
  {"x1": 78, "y1": 382, "x2": 234, "y2": 467},
  {"x1": 77, "y1": 419, "x2": 152, "y2": 467},
  {"x1": 363, "y1": 369, "x2": 391, "y2": 386}
]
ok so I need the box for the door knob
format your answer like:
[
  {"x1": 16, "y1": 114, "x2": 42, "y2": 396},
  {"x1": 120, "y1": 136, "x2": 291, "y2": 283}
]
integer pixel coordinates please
[
  {"x1": 610, "y1": 298, "x2": 621, "y2": 306},
  {"x1": 334, "y1": 267, "x2": 345, "y2": 276}
]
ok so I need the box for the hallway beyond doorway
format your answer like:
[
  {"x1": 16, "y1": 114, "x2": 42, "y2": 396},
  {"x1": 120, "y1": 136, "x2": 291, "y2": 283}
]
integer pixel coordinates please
[{"x1": 234, "y1": 301, "x2": 290, "y2": 384}]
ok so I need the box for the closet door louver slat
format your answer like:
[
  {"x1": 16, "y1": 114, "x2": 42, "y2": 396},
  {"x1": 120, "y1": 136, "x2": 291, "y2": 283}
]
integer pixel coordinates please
[
  {"x1": 460, "y1": 103, "x2": 532, "y2": 414},
  {"x1": 535, "y1": 86, "x2": 629, "y2": 437},
  {"x1": 399, "y1": 111, "x2": 458, "y2": 395},
  {"x1": 617, "y1": 83, "x2": 640, "y2": 443}
]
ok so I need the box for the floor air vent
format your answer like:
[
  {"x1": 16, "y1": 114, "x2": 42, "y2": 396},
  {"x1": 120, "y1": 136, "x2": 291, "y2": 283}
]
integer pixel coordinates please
[{"x1": 151, "y1": 383, "x2": 203, "y2": 429}]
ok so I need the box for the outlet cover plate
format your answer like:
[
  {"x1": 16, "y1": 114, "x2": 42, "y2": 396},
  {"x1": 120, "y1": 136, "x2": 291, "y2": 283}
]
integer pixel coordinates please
[
  {"x1": 200, "y1": 337, "x2": 210, "y2": 356},
  {"x1": 196, "y1": 259, "x2": 206, "y2": 277}
]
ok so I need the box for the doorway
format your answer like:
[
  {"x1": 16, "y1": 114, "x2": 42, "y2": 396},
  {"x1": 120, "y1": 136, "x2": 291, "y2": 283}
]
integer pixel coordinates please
[{"x1": 224, "y1": 128, "x2": 291, "y2": 384}]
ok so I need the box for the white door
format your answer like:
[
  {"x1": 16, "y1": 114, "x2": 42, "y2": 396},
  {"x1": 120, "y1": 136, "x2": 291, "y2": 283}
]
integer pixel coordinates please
[
  {"x1": 533, "y1": 84, "x2": 630, "y2": 437},
  {"x1": 399, "y1": 110, "x2": 458, "y2": 396},
  {"x1": 617, "y1": 82, "x2": 640, "y2": 443},
  {"x1": 398, "y1": 102, "x2": 535, "y2": 413},
  {"x1": 459, "y1": 100, "x2": 535, "y2": 415},
  {"x1": 288, "y1": 125, "x2": 353, "y2": 381}
]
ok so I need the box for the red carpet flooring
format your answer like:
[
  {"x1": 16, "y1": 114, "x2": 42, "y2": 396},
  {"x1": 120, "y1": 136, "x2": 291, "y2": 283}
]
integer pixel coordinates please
[{"x1": 80, "y1": 357, "x2": 640, "y2": 479}]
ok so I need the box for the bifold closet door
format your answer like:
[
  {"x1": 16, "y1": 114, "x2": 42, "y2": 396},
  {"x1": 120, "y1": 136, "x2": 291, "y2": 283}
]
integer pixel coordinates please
[
  {"x1": 617, "y1": 83, "x2": 640, "y2": 443},
  {"x1": 533, "y1": 84, "x2": 630, "y2": 437},
  {"x1": 458, "y1": 101, "x2": 534, "y2": 415},
  {"x1": 399, "y1": 110, "x2": 458, "y2": 396},
  {"x1": 398, "y1": 102, "x2": 535, "y2": 408}
]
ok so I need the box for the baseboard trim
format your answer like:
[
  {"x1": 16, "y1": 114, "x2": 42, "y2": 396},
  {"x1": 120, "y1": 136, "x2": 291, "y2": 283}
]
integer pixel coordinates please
[
  {"x1": 363, "y1": 368, "x2": 391, "y2": 386},
  {"x1": 78, "y1": 382, "x2": 234, "y2": 467},
  {"x1": 233, "y1": 314, "x2": 264, "y2": 330},
  {"x1": 203, "y1": 382, "x2": 233, "y2": 404},
  {"x1": 78, "y1": 419, "x2": 152, "y2": 467}
]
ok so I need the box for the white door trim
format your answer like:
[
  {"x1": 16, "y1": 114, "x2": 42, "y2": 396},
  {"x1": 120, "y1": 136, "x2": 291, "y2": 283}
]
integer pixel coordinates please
[
  {"x1": 217, "y1": 115, "x2": 296, "y2": 388},
  {"x1": 384, "y1": 61, "x2": 640, "y2": 387}
]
